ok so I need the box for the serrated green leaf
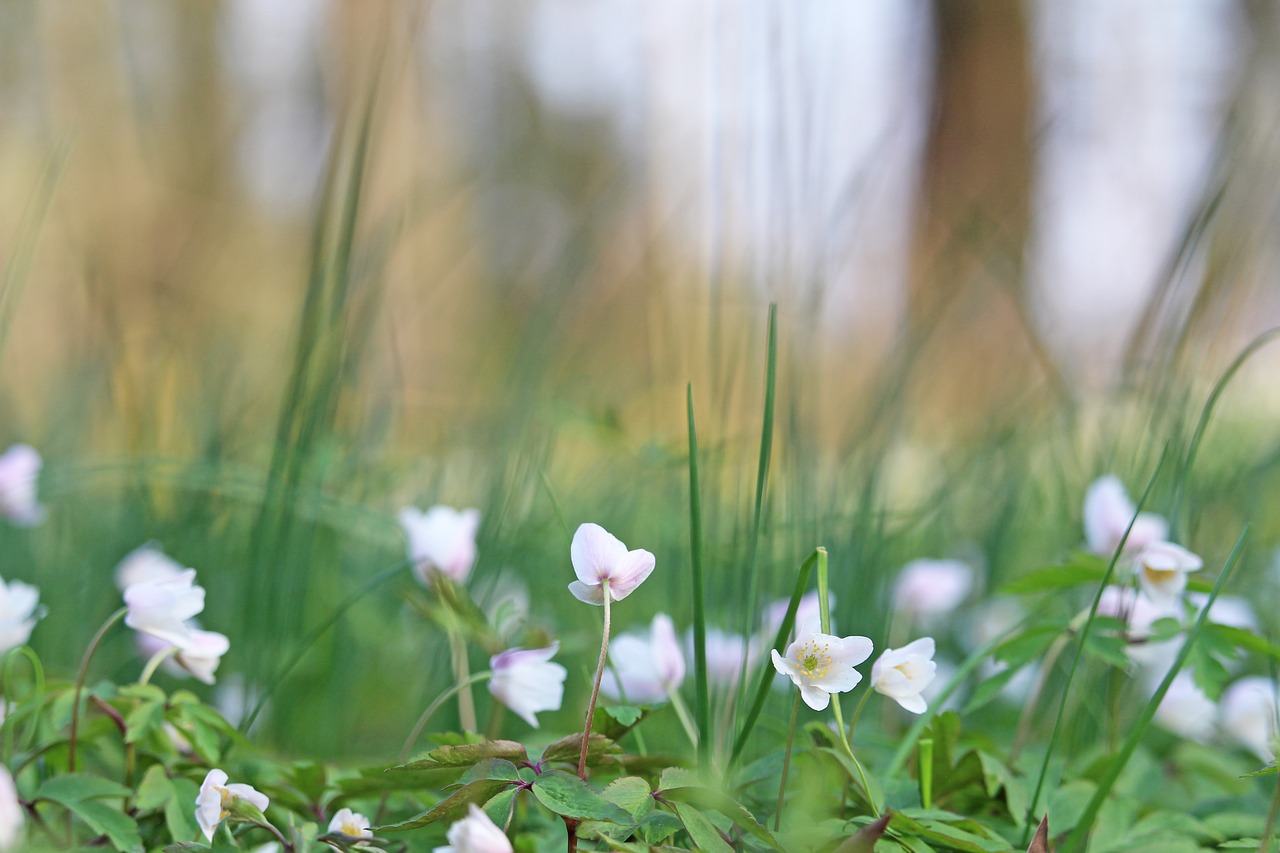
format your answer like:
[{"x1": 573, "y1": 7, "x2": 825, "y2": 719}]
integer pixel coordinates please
[
  {"x1": 601, "y1": 776, "x2": 653, "y2": 820},
  {"x1": 67, "y1": 799, "x2": 143, "y2": 853},
  {"x1": 637, "y1": 811, "x2": 683, "y2": 844},
  {"x1": 134, "y1": 765, "x2": 173, "y2": 813},
  {"x1": 1082, "y1": 632, "x2": 1131, "y2": 669},
  {"x1": 392, "y1": 740, "x2": 528, "y2": 771},
  {"x1": 482, "y1": 787, "x2": 517, "y2": 830},
  {"x1": 458, "y1": 758, "x2": 522, "y2": 785},
  {"x1": 659, "y1": 785, "x2": 778, "y2": 848},
  {"x1": 656, "y1": 767, "x2": 701, "y2": 791},
  {"x1": 540, "y1": 733, "x2": 620, "y2": 766},
  {"x1": 887, "y1": 812, "x2": 1006, "y2": 853},
  {"x1": 530, "y1": 770, "x2": 631, "y2": 823},
  {"x1": 673, "y1": 802, "x2": 732, "y2": 853},
  {"x1": 165, "y1": 778, "x2": 201, "y2": 844},
  {"x1": 125, "y1": 699, "x2": 166, "y2": 745},
  {"x1": 36, "y1": 773, "x2": 133, "y2": 804},
  {"x1": 999, "y1": 555, "x2": 1108, "y2": 595},
  {"x1": 375, "y1": 778, "x2": 516, "y2": 831}
]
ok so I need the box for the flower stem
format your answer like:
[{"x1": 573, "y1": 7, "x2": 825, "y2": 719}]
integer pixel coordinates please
[
  {"x1": 577, "y1": 581, "x2": 612, "y2": 781},
  {"x1": 138, "y1": 646, "x2": 179, "y2": 686},
  {"x1": 399, "y1": 670, "x2": 493, "y2": 761},
  {"x1": 774, "y1": 691, "x2": 802, "y2": 832},
  {"x1": 831, "y1": 691, "x2": 879, "y2": 816},
  {"x1": 665, "y1": 687, "x2": 699, "y2": 749},
  {"x1": 1259, "y1": 760, "x2": 1280, "y2": 853},
  {"x1": 448, "y1": 628, "x2": 478, "y2": 733},
  {"x1": 68, "y1": 607, "x2": 127, "y2": 772}
]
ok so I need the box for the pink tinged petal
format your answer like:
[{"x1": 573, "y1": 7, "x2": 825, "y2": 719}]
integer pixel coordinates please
[
  {"x1": 488, "y1": 643, "x2": 566, "y2": 727},
  {"x1": 114, "y1": 544, "x2": 185, "y2": 591},
  {"x1": 567, "y1": 580, "x2": 605, "y2": 605},
  {"x1": 892, "y1": 560, "x2": 973, "y2": 615},
  {"x1": 649, "y1": 614, "x2": 685, "y2": 688},
  {"x1": 0, "y1": 444, "x2": 43, "y2": 527},
  {"x1": 570, "y1": 523, "x2": 629, "y2": 585},
  {"x1": 176, "y1": 630, "x2": 231, "y2": 684},
  {"x1": 604, "y1": 549, "x2": 656, "y2": 601}
]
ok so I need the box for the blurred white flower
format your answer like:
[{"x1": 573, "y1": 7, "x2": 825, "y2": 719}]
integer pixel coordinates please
[
  {"x1": 1083, "y1": 475, "x2": 1168, "y2": 557},
  {"x1": 0, "y1": 766, "x2": 22, "y2": 852},
  {"x1": 771, "y1": 626, "x2": 873, "y2": 711},
  {"x1": 602, "y1": 613, "x2": 685, "y2": 704},
  {"x1": 687, "y1": 627, "x2": 753, "y2": 688},
  {"x1": 434, "y1": 803, "x2": 511, "y2": 853},
  {"x1": 483, "y1": 574, "x2": 529, "y2": 640},
  {"x1": 174, "y1": 629, "x2": 231, "y2": 684},
  {"x1": 1134, "y1": 542, "x2": 1201, "y2": 606},
  {"x1": 488, "y1": 642, "x2": 567, "y2": 728},
  {"x1": 567, "y1": 523, "x2": 655, "y2": 605},
  {"x1": 400, "y1": 505, "x2": 481, "y2": 585},
  {"x1": 0, "y1": 576, "x2": 40, "y2": 653},
  {"x1": 327, "y1": 808, "x2": 372, "y2": 839},
  {"x1": 1220, "y1": 677, "x2": 1278, "y2": 763},
  {"x1": 195, "y1": 769, "x2": 270, "y2": 842},
  {"x1": 123, "y1": 570, "x2": 204, "y2": 648},
  {"x1": 1154, "y1": 672, "x2": 1216, "y2": 742},
  {"x1": 892, "y1": 559, "x2": 973, "y2": 616},
  {"x1": 764, "y1": 590, "x2": 835, "y2": 637},
  {"x1": 871, "y1": 637, "x2": 937, "y2": 714},
  {"x1": 1187, "y1": 593, "x2": 1258, "y2": 632},
  {"x1": 114, "y1": 543, "x2": 185, "y2": 591},
  {"x1": 965, "y1": 597, "x2": 1024, "y2": 650},
  {"x1": 0, "y1": 444, "x2": 43, "y2": 527},
  {"x1": 1096, "y1": 585, "x2": 1179, "y2": 670}
]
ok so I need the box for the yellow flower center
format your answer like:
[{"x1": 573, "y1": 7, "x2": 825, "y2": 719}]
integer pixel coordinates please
[
  {"x1": 340, "y1": 821, "x2": 362, "y2": 837},
  {"x1": 218, "y1": 788, "x2": 234, "y2": 821},
  {"x1": 794, "y1": 639, "x2": 833, "y2": 679},
  {"x1": 1143, "y1": 566, "x2": 1177, "y2": 585}
]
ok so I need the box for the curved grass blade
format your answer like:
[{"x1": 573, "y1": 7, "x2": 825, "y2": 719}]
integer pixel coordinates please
[{"x1": 687, "y1": 384, "x2": 710, "y2": 768}]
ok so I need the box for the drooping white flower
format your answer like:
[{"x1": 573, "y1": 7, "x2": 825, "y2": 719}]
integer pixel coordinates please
[
  {"x1": 1134, "y1": 542, "x2": 1201, "y2": 606},
  {"x1": 0, "y1": 576, "x2": 40, "y2": 653},
  {"x1": 602, "y1": 613, "x2": 685, "y2": 704},
  {"x1": 123, "y1": 570, "x2": 204, "y2": 648},
  {"x1": 399, "y1": 505, "x2": 481, "y2": 585},
  {"x1": 567, "y1": 523, "x2": 655, "y2": 605},
  {"x1": 1220, "y1": 677, "x2": 1279, "y2": 763},
  {"x1": 0, "y1": 444, "x2": 44, "y2": 527},
  {"x1": 0, "y1": 766, "x2": 22, "y2": 852},
  {"x1": 195, "y1": 769, "x2": 270, "y2": 841},
  {"x1": 771, "y1": 627, "x2": 874, "y2": 711},
  {"x1": 1083, "y1": 476, "x2": 1168, "y2": 556},
  {"x1": 1188, "y1": 592, "x2": 1258, "y2": 633},
  {"x1": 434, "y1": 803, "x2": 512, "y2": 853},
  {"x1": 114, "y1": 543, "x2": 185, "y2": 591},
  {"x1": 1153, "y1": 672, "x2": 1216, "y2": 742},
  {"x1": 176, "y1": 629, "x2": 231, "y2": 684},
  {"x1": 871, "y1": 637, "x2": 937, "y2": 714},
  {"x1": 327, "y1": 808, "x2": 373, "y2": 839},
  {"x1": 892, "y1": 559, "x2": 974, "y2": 616},
  {"x1": 488, "y1": 642, "x2": 567, "y2": 728}
]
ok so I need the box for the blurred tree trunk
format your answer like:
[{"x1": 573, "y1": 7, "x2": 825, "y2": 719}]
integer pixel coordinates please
[{"x1": 907, "y1": 1, "x2": 1042, "y2": 426}]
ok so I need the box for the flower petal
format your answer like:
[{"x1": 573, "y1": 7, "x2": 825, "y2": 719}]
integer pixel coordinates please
[
  {"x1": 570, "y1": 523, "x2": 628, "y2": 585},
  {"x1": 567, "y1": 580, "x2": 605, "y2": 605},
  {"x1": 606, "y1": 549, "x2": 656, "y2": 600}
]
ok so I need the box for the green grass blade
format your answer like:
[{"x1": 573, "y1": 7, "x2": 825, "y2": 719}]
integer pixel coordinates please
[
  {"x1": 0, "y1": 141, "x2": 69, "y2": 359},
  {"x1": 687, "y1": 383, "x2": 710, "y2": 769},
  {"x1": 730, "y1": 548, "x2": 818, "y2": 766},
  {"x1": 1061, "y1": 527, "x2": 1248, "y2": 853}
]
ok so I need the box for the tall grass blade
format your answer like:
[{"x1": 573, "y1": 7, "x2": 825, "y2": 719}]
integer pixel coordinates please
[
  {"x1": 1020, "y1": 449, "x2": 1169, "y2": 840},
  {"x1": 0, "y1": 142, "x2": 69, "y2": 359},
  {"x1": 686, "y1": 384, "x2": 710, "y2": 768},
  {"x1": 1061, "y1": 528, "x2": 1248, "y2": 853},
  {"x1": 730, "y1": 547, "x2": 818, "y2": 766}
]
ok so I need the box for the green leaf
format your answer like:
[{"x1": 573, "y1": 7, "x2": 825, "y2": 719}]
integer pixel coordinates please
[
  {"x1": 832, "y1": 813, "x2": 891, "y2": 853},
  {"x1": 976, "y1": 752, "x2": 1027, "y2": 826},
  {"x1": 601, "y1": 776, "x2": 654, "y2": 821},
  {"x1": 66, "y1": 799, "x2": 143, "y2": 853},
  {"x1": 530, "y1": 770, "x2": 631, "y2": 823},
  {"x1": 375, "y1": 778, "x2": 516, "y2": 831},
  {"x1": 458, "y1": 758, "x2": 522, "y2": 785},
  {"x1": 637, "y1": 811, "x2": 683, "y2": 845},
  {"x1": 35, "y1": 773, "x2": 133, "y2": 804},
  {"x1": 1082, "y1": 632, "x2": 1131, "y2": 670},
  {"x1": 672, "y1": 802, "x2": 732, "y2": 853},
  {"x1": 656, "y1": 766, "x2": 702, "y2": 791},
  {"x1": 125, "y1": 698, "x2": 166, "y2": 745},
  {"x1": 165, "y1": 778, "x2": 201, "y2": 844},
  {"x1": 660, "y1": 785, "x2": 778, "y2": 848},
  {"x1": 962, "y1": 666, "x2": 1026, "y2": 715},
  {"x1": 999, "y1": 554, "x2": 1108, "y2": 595},
  {"x1": 603, "y1": 705, "x2": 643, "y2": 726},
  {"x1": 482, "y1": 787, "x2": 517, "y2": 830},
  {"x1": 540, "y1": 733, "x2": 620, "y2": 766},
  {"x1": 392, "y1": 740, "x2": 529, "y2": 771},
  {"x1": 134, "y1": 765, "x2": 173, "y2": 813},
  {"x1": 888, "y1": 812, "x2": 1007, "y2": 853}
]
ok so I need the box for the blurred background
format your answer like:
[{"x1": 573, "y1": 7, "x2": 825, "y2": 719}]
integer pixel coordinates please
[{"x1": 2, "y1": 0, "x2": 1280, "y2": 758}]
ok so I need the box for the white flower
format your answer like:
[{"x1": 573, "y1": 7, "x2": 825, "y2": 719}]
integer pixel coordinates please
[
  {"x1": 771, "y1": 627, "x2": 874, "y2": 711},
  {"x1": 488, "y1": 642, "x2": 567, "y2": 728},
  {"x1": 1188, "y1": 593, "x2": 1258, "y2": 632},
  {"x1": 1153, "y1": 673, "x2": 1216, "y2": 743},
  {"x1": 0, "y1": 766, "x2": 23, "y2": 852},
  {"x1": 434, "y1": 803, "x2": 512, "y2": 853},
  {"x1": 687, "y1": 627, "x2": 753, "y2": 688},
  {"x1": 0, "y1": 444, "x2": 43, "y2": 527},
  {"x1": 195, "y1": 769, "x2": 270, "y2": 842},
  {"x1": 892, "y1": 559, "x2": 973, "y2": 616},
  {"x1": 871, "y1": 637, "x2": 937, "y2": 714},
  {"x1": 124, "y1": 570, "x2": 204, "y2": 648},
  {"x1": 602, "y1": 613, "x2": 685, "y2": 704},
  {"x1": 1220, "y1": 677, "x2": 1278, "y2": 763},
  {"x1": 1083, "y1": 476, "x2": 1168, "y2": 556},
  {"x1": 1134, "y1": 542, "x2": 1201, "y2": 606},
  {"x1": 1096, "y1": 585, "x2": 1180, "y2": 670},
  {"x1": 0, "y1": 576, "x2": 40, "y2": 653},
  {"x1": 567, "y1": 523, "x2": 655, "y2": 605},
  {"x1": 399, "y1": 505, "x2": 481, "y2": 585},
  {"x1": 136, "y1": 626, "x2": 228, "y2": 684},
  {"x1": 328, "y1": 808, "x2": 373, "y2": 839},
  {"x1": 114, "y1": 543, "x2": 185, "y2": 591}
]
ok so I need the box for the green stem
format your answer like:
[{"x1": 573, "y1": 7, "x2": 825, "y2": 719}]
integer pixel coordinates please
[
  {"x1": 68, "y1": 607, "x2": 127, "y2": 772},
  {"x1": 686, "y1": 383, "x2": 710, "y2": 769},
  {"x1": 578, "y1": 581, "x2": 612, "y2": 780},
  {"x1": 845, "y1": 687, "x2": 873, "y2": 747},
  {"x1": 774, "y1": 691, "x2": 802, "y2": 832},
  {"x1": 138, "y1": 646, "x2": 178, "y2": 686},
  {"x1": 918, "y1": 738, "x2": 935, "y2": 809},
  {"x1": 1260, "y1": 762, "x2": 1280, "y2": 853},
  {"x1": 448, "y1": 629, "x2": 478, "y2": 733},
  {"x1": 398, "y1": 670, "x2": 492, "y2": 761},
  {"x1": 2, "y1": 646, "x2": 45, "y2": 766},
  {"x1": 665, "y1": 687, "x2": 699, "y2": 749}
]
